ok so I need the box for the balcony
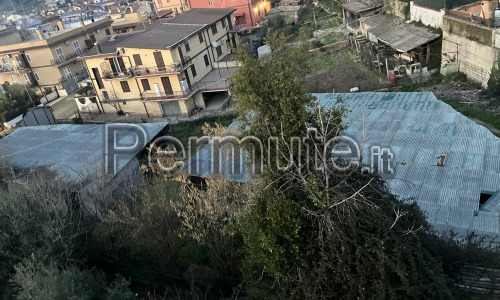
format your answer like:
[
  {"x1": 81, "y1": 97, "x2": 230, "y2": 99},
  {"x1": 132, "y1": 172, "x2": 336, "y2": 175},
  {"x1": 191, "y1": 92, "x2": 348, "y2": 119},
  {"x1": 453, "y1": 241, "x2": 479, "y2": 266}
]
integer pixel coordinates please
[
  {"x1": 102, "y1": 70, "x2": 134, "y2": 80},
  {"x1": 0, "y1": 64, "x2": 30, "y2": 74},
  {"x1": 142, "y1": 89, "x2": 196, "y2": 101},
  {"x1": 59, "y1": 71, "x2": 90, "y2": 84},
  {"x1": 133, "y1": 57, "x2": 192, "y2": 77},
  {"x1": 50, "y1": 52, "x2": 80, "y2": 66}
]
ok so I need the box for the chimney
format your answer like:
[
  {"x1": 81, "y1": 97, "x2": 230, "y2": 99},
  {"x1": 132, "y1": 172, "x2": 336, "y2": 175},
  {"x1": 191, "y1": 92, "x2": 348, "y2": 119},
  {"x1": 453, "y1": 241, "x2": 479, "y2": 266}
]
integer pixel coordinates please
[{"x1": 94, "y1": 42, "x2": 101, "y2": 54}]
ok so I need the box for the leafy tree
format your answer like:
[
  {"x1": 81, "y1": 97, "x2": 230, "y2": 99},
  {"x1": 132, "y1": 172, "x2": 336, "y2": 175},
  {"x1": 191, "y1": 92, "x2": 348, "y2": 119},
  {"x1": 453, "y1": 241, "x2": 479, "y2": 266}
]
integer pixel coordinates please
[
  {"x1": 231, "y1": 32, "x2": 455, "y2": 299},
  {"x1": 0, "y1": 84, "x2": 39, "y2": 122}
]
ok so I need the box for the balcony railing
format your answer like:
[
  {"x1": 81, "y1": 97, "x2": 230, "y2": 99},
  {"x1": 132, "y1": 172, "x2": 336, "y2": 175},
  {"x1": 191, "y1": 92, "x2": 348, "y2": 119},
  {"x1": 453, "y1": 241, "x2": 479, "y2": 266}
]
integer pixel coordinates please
[
  {"x1": 102, "y1": 70, "x2": 133, "y2": 80},
  {"x1": 59, "y1": 71, "x2": 89, "y2": 84},
  {"x1": 51, "y1": 52, "x2": 80, "y2": 66},
  {"x1": 133, "y1": 57, "x2": 192, "y2": 77},
  {"x1": 142, "y1": 90, "x2": 194, "y2": 101},
  {"x1": 0, "y1": 64, "x2": 30, "y2": 73}
]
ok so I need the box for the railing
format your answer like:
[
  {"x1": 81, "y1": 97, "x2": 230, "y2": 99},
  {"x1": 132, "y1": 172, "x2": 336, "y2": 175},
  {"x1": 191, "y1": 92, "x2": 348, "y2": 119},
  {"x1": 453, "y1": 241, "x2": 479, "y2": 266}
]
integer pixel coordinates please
[
  {"x1": 58, "y1": 71, "x2": 89, "y2": 84},
  {"x1": 142, "y1": 90, "x2": 193, "y2": 100},
  {"x1": 0, "y1": 64, "x2": 30, "y2": 73},
  {"x1": 102, "y1": 70, "x2": 133, "y2": 80},
  {"x1": 445, "y1": 10, "x2": 498, "y2": 28},
  {"x1": 133, "y1": 57, "x2": 192, "y2": 77},
  {"x1": 50, "y1": 51, "x2": 80, "y2": 66},
  {"x1": 192, "y1": 79, "x2": 231, "y2": 91}
]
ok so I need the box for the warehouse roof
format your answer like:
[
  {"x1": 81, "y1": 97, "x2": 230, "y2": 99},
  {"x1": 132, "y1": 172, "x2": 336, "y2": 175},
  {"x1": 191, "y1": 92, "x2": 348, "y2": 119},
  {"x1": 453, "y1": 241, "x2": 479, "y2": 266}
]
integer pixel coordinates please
[
  {"x1": 185, "y1": 92, "x2": 500, "y2": 240},
  {"x1": 0, "y1": 123, "x2": 169, "y2": 181}
]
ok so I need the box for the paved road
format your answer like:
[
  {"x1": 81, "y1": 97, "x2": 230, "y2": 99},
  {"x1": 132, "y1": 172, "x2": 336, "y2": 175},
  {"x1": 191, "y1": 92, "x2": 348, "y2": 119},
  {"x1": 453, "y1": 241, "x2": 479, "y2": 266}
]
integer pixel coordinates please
[{"x1": 48, "y1": 95, "x2": 78, "y2": 120}]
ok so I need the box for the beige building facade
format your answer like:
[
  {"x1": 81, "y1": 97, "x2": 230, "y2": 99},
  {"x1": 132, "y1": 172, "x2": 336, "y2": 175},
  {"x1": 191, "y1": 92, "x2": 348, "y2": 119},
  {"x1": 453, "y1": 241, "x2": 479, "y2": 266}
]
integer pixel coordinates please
[
  {"x1": 0, "y1": 17, "x2": 113, "y2": 95},
  {"x1": 80, "y1": 8, "x2": 237, "y2": 118}
]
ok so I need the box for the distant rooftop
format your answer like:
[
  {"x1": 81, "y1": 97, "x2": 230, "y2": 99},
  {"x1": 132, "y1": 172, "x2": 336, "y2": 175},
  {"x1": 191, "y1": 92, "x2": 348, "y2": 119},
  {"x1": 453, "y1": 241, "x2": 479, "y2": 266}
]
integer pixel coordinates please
[{"x1": 165, "y1": 8, "x2": 235, "y2": 25}]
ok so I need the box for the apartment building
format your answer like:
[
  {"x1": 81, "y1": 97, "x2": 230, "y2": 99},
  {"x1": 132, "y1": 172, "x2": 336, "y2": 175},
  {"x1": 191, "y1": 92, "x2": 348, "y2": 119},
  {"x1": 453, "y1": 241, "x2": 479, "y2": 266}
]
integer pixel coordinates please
[
  {"x1": 153, "y1": 0, "x2": 190, "y2": 14},
  {"x1": 0, "y1": 17, "x2": 113, "y2": 95},
  {"x1": 188, "y1": 0, "x2": 270, "y2": 28},
  {"x1": 79, "y1": 8, "x2": 237, "y2": 118}
]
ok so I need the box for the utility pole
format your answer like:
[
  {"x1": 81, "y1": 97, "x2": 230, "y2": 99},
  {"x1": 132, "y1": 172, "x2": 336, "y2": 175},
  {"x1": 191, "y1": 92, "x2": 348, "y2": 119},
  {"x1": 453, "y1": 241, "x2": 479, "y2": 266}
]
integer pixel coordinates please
[{"x1": 313, "y1": 6, "x2": 317, "y2": 30}]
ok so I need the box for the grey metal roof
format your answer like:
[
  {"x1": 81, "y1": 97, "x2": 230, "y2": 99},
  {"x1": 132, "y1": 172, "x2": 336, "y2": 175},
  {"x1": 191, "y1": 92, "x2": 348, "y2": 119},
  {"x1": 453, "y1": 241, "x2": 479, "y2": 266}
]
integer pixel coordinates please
[
  {"x1": 0, "y1": 123, "x2": 168, "y2": 181},
  {"x1": 79, "y1": 31, "x2": 145, "y2": 57},
  {"x1": 165, "y1": 8, "x2": 235, "y2": 25},
  {"x1": 116, "y1": 23, "x2": 205, "y2": 49},
  {"x1": 184, "y1": 92, "x2": 500, "y2": 239},
  {"x1": 316, "y1": 92, "x2": 500, "y2": 239},
  {"x1": 361, "y1": 15, "x2": 440, "y2": 52}
]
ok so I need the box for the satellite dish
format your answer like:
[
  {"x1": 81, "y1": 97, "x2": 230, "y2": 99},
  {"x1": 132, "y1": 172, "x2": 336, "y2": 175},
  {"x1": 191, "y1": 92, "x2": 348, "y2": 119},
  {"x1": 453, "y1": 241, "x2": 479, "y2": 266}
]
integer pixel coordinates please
[
  {"x1": 15, "y1": 25, "x2": 21, "y2": 30},
  {"x1": 211, "y1": 41, "x2": 218, "y2": 47}
]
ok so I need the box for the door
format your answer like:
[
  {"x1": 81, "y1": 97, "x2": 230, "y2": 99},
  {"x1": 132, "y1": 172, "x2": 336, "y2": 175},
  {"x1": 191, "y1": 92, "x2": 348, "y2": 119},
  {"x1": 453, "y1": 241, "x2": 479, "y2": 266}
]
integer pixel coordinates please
[
  {"x1": 178, "y1": 47, "x2": 184, "y2": 64},
  {"x1": 89, "y1": 34, "x2": 96, "y2": 43},
  {"x1": 55, "y1": 47, "x2": 65, "y2": 62},
  {"x1": 161, "y1": 77, "x2": 173, "y2": 95},
  {"x1": 63, "y1": 66, "x2": 72, "y2": 79},
  {"x1": 73, "y1": 40, "x2": 82, "y2": 56},
  {"x1": 2, "y1": 57, "x2": 10, "y2": 70},
  {"x1": 23, "y1": 74, "x2": 31, "y2": 85},
  {"x1": 161, "y1": 101, "x2": 182, "y2": 117},
  {"x1": 153, "y1": 51, "x2": 165, "y2": 71},
  {"x1": 153, "y1": 83, "x2": 161, "y2": 97},
  {"x1": 15, "y1": 55, "x2": 23, "y2": 68}
]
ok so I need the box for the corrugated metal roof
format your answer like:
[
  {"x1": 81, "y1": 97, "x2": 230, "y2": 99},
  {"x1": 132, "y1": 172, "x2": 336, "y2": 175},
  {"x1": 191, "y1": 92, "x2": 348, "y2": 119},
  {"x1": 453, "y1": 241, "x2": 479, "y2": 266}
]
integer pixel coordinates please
[
  {"x1": 315, "y1": 92, "x2": 500, "y2": 238},
  {"x1": 0, "y1": 123, "x2": 168, "y2": 181}
]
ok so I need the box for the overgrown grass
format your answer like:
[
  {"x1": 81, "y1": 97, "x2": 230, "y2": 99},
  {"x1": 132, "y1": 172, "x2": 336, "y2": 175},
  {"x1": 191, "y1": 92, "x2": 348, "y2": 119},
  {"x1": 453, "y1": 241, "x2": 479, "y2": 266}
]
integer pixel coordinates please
[
  {"x1": 170, "y1": 114, "x2": 237, "y2": 149},
  {"x1": 311, "y1": 51, "x2": 336, "y2": 75},
  {"x1": 400, "y1": 72, "x2": 467, "y2": 92},
  {"x1": 440, "y1": 98, "x2": 500, "y2": 131}
]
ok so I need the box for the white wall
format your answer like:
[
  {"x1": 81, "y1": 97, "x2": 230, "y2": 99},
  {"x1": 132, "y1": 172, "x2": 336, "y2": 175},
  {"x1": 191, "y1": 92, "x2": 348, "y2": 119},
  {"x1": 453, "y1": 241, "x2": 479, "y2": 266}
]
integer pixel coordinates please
[{"x1": 410, "y1": 1, "x2": 444, "y2": 28}]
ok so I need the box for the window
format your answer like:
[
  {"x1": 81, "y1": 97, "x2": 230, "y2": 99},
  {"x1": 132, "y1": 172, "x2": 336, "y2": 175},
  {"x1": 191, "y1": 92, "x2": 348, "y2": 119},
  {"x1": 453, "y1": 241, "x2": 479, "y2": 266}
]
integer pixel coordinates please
[
  {"x1": 185, "y1": 41, "x2": 190, "y2": 52},
  {"x1": 55, "y1": 47, "x2": 65, "y2": 62},
  {"x1": 63, "y1": 66, "x2": 72, "y2": 79},
  {"x1": 23, "y1": 74, "x2": 31, "y2": 85},
  {"x1": 227, "y1": 16, "x2": 233, "y2": 30},
  {"x1": 133, "y1": 54, "x2": 142, "y2": 66},
  {"x1": 198, "y1": 32, "x2": 203, "y2": 43},
  {"x1": 92, "y1": 68, "x2": 104, "y2": 89},
  {"x1": 204, "y1": 54, "x2": 209, "y2": 66},
  {"x1": 73, "y1": 40, "x2": 82, "y2": 56},
  {"x1": 120, "y1": 81, "x2": 131, "y2": 92},
  {"x1": 141, "y1": 79, "x2": 151, "y2": 91},
  {"x1": 191, "y1": 65, "x2": 197, "y2": 77},
  {"x1": 105, "y1": 28, "x2": 111, "y2": 36},
  {"x1": 216, "y1": 45, "x2": 222, "y2": 57},
  {"x1": 10, "y1": 75, "x2": 18, "y2": 83},
  {"x1": 221, "y1": 18, "x2": 226, "y2": 28},
  {"x1": 25, "y1": 54, "x2": 32, "y2": 62},
  {"x1": 211, "y1": 24, "x2": 217, "y2": 35},
  {"x1": 102, "y1": 91, "x2": 109, "y2": 100},
  {"x1": 34, "y1": 73, "x2": 40, "y2": 81}
]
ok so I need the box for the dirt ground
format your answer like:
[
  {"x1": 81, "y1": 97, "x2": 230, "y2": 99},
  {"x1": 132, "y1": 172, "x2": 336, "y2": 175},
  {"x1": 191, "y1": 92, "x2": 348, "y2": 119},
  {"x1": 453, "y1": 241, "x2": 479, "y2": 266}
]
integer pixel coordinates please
[
  {"x1": 306, "y1": 49, "x2": 392, "y2": 93},
  {"x1": 420, "y1": 80, "x2": 488, "y2": 109}
]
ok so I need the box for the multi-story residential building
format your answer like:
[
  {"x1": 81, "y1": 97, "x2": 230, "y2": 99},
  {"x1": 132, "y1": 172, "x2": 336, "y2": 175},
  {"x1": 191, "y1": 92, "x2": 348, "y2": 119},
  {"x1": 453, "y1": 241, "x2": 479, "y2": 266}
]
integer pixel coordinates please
[
  {"x1": 0, "y1": 16, "x2": 113, "y2": 95},
  {"x1": 153, "y1": 0, "x2": 190, "y2": 14},
  {"x1": 79, "y1": 8, "x2": 237, "y2": 118},
  {"x1": 187, "y1": 0, "x2": 270, "y2": 28}
]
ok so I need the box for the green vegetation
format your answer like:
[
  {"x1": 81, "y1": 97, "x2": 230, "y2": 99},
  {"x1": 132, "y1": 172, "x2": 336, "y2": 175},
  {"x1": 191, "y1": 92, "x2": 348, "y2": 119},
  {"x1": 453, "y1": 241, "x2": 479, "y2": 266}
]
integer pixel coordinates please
[
  {"x1": 170, "y1": 114, "x2": 236, "y2": 148},
  {"x1": 441, "y1": 98, "x2": 500, "y2": 131},
  {"x1": 311, "y1": 50, "x2": 336, "y2": 74},
  {"x1": 0, "y1": 84, "x2": 39, "y2": 124},
  {"x1": 400, "y1": 72, "x2": 467, "y2": 92}
]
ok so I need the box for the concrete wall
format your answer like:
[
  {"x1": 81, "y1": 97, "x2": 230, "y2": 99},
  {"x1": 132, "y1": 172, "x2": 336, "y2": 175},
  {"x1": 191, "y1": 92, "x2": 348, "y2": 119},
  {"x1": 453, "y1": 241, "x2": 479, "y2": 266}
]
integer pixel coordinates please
[
  {"x1": 410, "y1": 1, "x2": 444, "y2": 28},
  {"x1": 382, "y1": 0, "x2": 408, "y2": 19},
  {"x1": 441, "y1": 16, "x2": 500, "y2": 87}
]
